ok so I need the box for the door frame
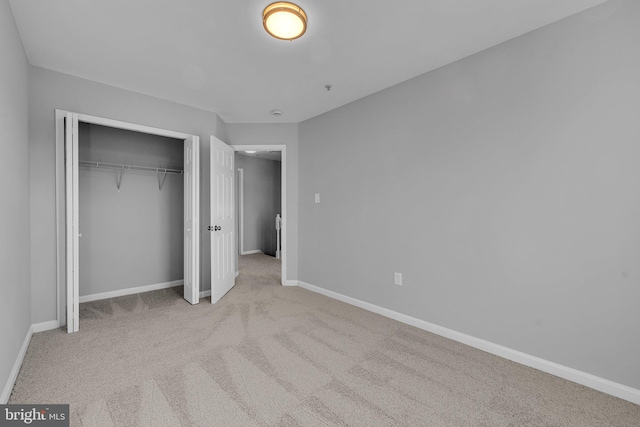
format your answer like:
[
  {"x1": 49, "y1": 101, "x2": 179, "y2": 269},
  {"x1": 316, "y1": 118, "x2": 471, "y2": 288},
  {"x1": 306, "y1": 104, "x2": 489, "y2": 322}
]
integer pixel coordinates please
[
  {"x1": 237, "y1": 167, "x2": 246, "y2": 255},
  {"x1": 55, "y1": 110, "x2": 200, "y2": 331},
  {"x1": 231, "y1": 145, "x2": 287, "y2": 286}
]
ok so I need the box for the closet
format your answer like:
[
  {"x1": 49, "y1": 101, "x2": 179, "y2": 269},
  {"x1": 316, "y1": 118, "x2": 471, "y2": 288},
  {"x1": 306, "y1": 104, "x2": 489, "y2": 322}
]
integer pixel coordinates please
[
  {"x1": 77, "y1": 123, "x2": 185, "y2": 302},
  {"x1": 57, "y1": 110, "x2": 217, "y2": 333}
]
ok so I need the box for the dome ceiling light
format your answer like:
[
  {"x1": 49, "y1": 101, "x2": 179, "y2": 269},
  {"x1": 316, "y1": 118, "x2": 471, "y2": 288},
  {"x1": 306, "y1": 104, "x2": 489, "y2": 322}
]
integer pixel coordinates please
[{"x1": 263, "y1": 2, "x2": 307, "y2": 41}]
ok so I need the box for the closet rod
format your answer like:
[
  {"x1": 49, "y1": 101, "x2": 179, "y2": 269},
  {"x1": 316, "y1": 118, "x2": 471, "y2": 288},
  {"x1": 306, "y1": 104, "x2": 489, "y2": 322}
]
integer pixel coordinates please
[{"x1": 79, "y1": 161, "x2": 183, "y2": 175}]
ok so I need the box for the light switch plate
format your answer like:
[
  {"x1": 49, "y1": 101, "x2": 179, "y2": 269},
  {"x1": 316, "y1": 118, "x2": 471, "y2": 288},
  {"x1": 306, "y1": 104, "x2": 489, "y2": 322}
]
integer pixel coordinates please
[{"x1": 394, "y1": 272, "x2": 402, "y2": 286}]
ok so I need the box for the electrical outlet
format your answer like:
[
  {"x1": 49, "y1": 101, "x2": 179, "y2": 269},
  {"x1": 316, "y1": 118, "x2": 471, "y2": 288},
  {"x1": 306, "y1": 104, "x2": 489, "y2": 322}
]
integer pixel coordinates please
[
  {"x1": 394, "y1": 272, "x2": 402, "y2": 286},
  {"x1": 315, "y1": 193, "x2": 320, "y2": 203}
]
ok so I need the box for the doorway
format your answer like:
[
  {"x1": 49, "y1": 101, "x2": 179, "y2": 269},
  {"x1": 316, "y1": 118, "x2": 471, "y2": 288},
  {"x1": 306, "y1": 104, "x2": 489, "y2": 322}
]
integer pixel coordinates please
[
  {"x1": 231, "y1": 145, "x2": 287, "y2": 286},
  {"x1": 55, "y1": 111, "x2": 200, "y2": 333}
]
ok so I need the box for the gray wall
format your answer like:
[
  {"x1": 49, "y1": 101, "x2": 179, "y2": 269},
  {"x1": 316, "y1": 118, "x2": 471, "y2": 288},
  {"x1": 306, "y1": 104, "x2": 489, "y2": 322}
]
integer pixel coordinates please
[
  {"x1": 29, "y1": 67, "x2": 226, "y2": 324},
  {"x1": 237, "y1": 155, "x2": 281, "y2": 256},
  {"x1": 226, "y1": 124, "x2": 299, "y2": 281},
  {"x1": 0, "y1": 0, "x2": 31, "y2": 401},
  {"x1": 298, "y1": 0, "x2": 640, "y2": 389},
  {"x1": 78, "y1": 123, "x2": 184, "y2": 296}
]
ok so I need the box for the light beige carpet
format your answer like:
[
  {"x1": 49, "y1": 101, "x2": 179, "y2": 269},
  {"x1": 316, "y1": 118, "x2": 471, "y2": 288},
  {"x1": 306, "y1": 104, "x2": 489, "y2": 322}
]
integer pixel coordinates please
[{"x1": 10, "y1": 254, "x2": 640, "y2": 426}]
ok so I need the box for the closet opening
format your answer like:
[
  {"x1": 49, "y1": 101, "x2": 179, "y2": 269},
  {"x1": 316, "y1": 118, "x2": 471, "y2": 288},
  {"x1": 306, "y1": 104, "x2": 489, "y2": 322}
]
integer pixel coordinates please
[
  {"x1": 55, "y1": 111, "x2": 200, "y2": 333},
  {"x1": 78, "y1": 123, "x2": 184, "y2": 306}
]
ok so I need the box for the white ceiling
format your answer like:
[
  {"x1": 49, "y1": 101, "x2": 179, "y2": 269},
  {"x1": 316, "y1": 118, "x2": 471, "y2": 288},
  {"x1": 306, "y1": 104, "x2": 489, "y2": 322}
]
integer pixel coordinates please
[{"x1": 9, "y1": 0, "x2": 608, "y2": 123}]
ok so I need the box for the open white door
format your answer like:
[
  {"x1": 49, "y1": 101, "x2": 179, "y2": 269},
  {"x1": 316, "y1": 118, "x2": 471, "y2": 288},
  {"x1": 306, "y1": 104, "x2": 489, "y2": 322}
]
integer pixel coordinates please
[
  {"x1": 210, "y1": 136, "x2": 236, "y2": 303},
  {"x1": 184, "y1": 136, "x2": 200, "y2": 304},
  {"x1": 65, "y1": 113, "x2": 79, "y2": 333}
]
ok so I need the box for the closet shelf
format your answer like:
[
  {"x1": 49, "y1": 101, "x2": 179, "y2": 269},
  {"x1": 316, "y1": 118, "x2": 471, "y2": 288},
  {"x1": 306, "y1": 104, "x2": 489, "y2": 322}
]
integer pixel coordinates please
[
  {"x1": 79, "y1": 161, "x2": 183, "y2": 191},
  {"x1": 79, "y1": 161, "x2": 183, "y2": 175}
]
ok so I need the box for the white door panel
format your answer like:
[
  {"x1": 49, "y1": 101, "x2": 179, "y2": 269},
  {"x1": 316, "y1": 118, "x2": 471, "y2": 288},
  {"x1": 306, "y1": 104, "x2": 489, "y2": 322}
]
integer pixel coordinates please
[
  {"x1": 210, "y1": 136, "x2": 235, "y2": 303},
  {"x1": 184, "y1": 136, "x2": 200, "y2": 304},
  {"x1": 65, "y1": 112, "x2": 79, "y2": 333}
]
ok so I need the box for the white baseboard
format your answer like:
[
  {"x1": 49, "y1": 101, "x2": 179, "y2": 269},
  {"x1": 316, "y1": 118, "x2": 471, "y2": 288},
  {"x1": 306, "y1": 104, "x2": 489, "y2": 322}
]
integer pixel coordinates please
[
  {"x1": 284, "y1": 280, "x2": 298, "y2": 287},
  {"x1": 32, "y1": 320, "x2": 60, "y2": 333},
  {"x1": 296, "y1": 281, "x2": 640, "y2": 406},
  {"x1": 241, "y1": 249, "x2": 263, "y2": 255},
  {"x1": 78, "y1": 280, "x2": 183, "y2": 303},
  {"x1": 236, "y1": 271, "x2": 240, "y2": 278},
  {"x1": 1, "y1": 325, "x2": 33, "y2": 404}
]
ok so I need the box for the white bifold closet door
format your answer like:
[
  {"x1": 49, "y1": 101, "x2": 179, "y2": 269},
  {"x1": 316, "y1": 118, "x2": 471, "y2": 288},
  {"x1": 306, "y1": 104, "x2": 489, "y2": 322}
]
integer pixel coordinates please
[
  {"x1": 65, "y1": 112, "x2": 80, "y2": 333},
  {"x1": 210, "y1": 136, "x2": 236, "y2": 303},
  {"x1": 183, "y1": 136, "x2": 200, "y2": 305}
]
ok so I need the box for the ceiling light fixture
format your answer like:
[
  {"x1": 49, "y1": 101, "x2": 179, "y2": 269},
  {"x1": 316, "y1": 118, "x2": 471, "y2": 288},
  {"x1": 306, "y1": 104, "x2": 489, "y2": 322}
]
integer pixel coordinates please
[
  {"x1": 245, "y1": 151, "x2": 257, "y2": 154},
  {"x1": 263, "y1": 2, "x2": 307, "y2": 41}
]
